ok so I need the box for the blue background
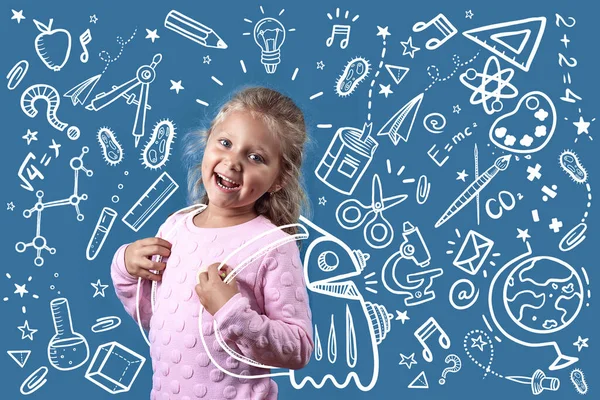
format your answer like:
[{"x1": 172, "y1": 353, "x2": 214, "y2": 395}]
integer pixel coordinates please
[{"x1": 1, "y1": 0, "x2": 597, "y2": 398}]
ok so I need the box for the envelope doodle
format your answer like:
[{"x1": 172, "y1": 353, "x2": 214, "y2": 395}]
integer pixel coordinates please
[{"x1": 452, "y1": 230, "x2": 494, "y2": 275}]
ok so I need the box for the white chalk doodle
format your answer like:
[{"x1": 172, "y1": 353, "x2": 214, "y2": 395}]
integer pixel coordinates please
[
  {"x1": 141, "y1": 119, "x2": 176, "y2": 169},
  {"x1": 97, "y1": 127, "x2": 123, "y2": 166},
  {"x1": 412, "y1": 14, "x2": 457, "y2": 50},
  {"x1": 559, "y1": 150, "x2": 587, "y2": 183},
  {"x1": 335, "y1": 57, "x2": 370, "y2": 97},
  {"x1": 463, "y1": 17, "x2": 546, "y2": 72},
  {"x1": 489, "y1": 91, "x2": 556, "y2": 154},
  {"x1": 33, "y1": 19, "x2": 71, "y2": 71}
]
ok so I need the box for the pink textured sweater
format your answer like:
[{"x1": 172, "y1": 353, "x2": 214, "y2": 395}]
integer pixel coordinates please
[{"x1": 111, "y1": 208, "x2": 314, "y2": 399}]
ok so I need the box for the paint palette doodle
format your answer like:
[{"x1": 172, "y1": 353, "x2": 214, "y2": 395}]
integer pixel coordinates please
[{"x1": 489, "y1": 91, "x2": 556, "y2": 154}]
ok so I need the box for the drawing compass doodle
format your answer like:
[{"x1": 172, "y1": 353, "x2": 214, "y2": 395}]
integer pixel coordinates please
[
  {"x1": 86, "y1": 54, "x2": 162, "y2": 147},
  {"x1": 336, "y1": 174, "x2": 407, "y2": 248}
]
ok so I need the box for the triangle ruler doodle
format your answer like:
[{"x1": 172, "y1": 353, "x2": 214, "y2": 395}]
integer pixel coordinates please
[
  {"x1": 385, "y1": 64, "x2": 410, "y2": 85},
  {"x1": 462, "y1": 17, "x2": 546, "y2": 72},
  {"x1": 408, "y1": 370, "x2": 429, "y2": 389},
  {"x1": 7, "y1": 350, "x2": 31, "y2": 368}
]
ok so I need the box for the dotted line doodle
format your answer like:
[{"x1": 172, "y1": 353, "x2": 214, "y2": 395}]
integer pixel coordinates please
[
  {"x1": 99, "y1": 28, "x2": 138, "y2": 74},
  {"x1": 463, "y1": 329, "x2": 503, "y2": 379},
  {"x1": 366, "y1": 34, "x2": 388, "y2": 122},
  {"x1": 425, "y1": 52, "x2": 480, "y2": 92},
  {"x1": 581, "y1": 182, "x2": 592, "y2": 223}
]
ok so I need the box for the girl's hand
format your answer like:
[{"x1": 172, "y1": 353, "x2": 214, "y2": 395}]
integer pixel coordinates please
[
  {"x1": 124, "y1": 238, "x2": 172, "y2": 281},
  {"x1": 195, "y1": 263, "x2": 240, "y2": 315}
]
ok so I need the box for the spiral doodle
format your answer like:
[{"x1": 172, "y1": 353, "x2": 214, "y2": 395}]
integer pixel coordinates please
[{"x1": 423, "y1": 113, "x2": 447, "y2": 134}]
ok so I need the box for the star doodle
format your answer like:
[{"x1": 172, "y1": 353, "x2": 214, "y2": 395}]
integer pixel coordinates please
[
  {"x1": 395, "y1": 310, "x2": 410, "y2": 324},
  {"x1": 573, "y1": 336, "x2": 589, "y2": 352},
  {"x1": 7, "y1": 202, "x2": 16, "y2": 211},
  {"x1": 91, "y1": 279, "x2": 109, "y2": 298},
  {"x1": 516, "y1": 228, "x2": 531, "y2": 242},
  {"x1": 399, "y1": 353, "x2": 417, "y2": 369},
  {"x1": 573, "y1": 116, "x2": 591, "y2": 135},
  {"x1": 316, "y1": 61, "x2": 325, "y2": 70},
  {"x1": 11, "y1": 10, "x2": 26, "y2": 24},
  {"x1": 453, "y1": 104, "x2": 461, "y2": 114},
  {"x1": 14, "y1": 283, "x2": 29, "y2": 298},
  {"x1": 400, "y1": 36, "x2": 420, "y2": 58},
  {"x1": 145, "y1": 29, "x2": 160, "y2": 43},
  {"x1": 49, "y1": 139, "x2": 61, "y2": 157},
  {"x1": 318, "y1": 196, "x2": 327, "y2": 206},
  {"x1": 22, "y1": 129, "x2": 38, "y2": 145},
  {"x1": 471, "y1": 335, "x2": 487, "y2": 351},
  {"x1": 465, "y1": 10, "x2": 474, "y2": 19},
  {"x1": 379, "y1": 84, "x2": 393, "y2": 98},
  {"x1": 170, "y1": 80, "x2": 184, "y2": 94},
  {"x1": 377, "y1": 26, "x2": 391, "y2": 40},
  {"x1": 456, "y1": 170, "x2": 468, "y2": 182},
  {"x1": 18, "y1": 320, "x2": 37, "y2": 341},
  {"x1": 90, "y1": 14, "x2": 98, "y2": 24},
  {"x1": 203, "y1": 55, "x2": 211, "y2": 64}
]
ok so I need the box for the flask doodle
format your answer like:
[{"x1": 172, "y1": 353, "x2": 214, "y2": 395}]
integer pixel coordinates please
[
  {"x1": 20, "y1": 84, "x2": 80, "y2": 140},
  {"x1": 439, "y1": 354, "x2": 461, "y2": 384}
]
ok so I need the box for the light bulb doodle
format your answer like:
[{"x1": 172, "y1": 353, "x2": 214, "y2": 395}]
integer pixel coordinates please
[{"x1": 253, "y1": 17, "x2": 286, "y2": 74}]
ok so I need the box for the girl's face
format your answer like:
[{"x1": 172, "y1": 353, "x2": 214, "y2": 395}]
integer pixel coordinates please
[{"x1": 201, "y1": 110, "x2": 282, "y2": 213}]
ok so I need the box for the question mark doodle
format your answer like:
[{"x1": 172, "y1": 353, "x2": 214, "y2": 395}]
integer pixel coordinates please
[
  {"x1": 20, "y1": 84, "x2": 80, "y2": 140},
  {"x1": 439, "y1": 354, "x2": 462, "y2": 385}
]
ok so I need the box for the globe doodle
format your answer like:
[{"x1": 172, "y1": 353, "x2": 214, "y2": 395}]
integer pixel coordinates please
[{"x1": 504, "y1": 256, "x2": 584, "y2": 335}]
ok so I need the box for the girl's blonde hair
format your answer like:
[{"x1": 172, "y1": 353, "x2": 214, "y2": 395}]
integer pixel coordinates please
[{"x1": 183, "y1": 86, "x2": 310, "y2": 235}]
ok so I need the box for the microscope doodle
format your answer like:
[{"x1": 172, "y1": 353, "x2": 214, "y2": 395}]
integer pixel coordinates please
[{"x1": 381, "y1": 221, "x2": 443, "y2": 306}]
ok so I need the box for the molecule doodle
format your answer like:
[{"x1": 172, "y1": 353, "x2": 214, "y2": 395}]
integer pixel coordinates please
[{"x1": 15, "y1": 147, "x2": 93, "y2": 266}]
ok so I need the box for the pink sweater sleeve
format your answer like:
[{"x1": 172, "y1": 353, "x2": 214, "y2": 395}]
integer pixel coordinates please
[
  {"x1": 110, "y1": 215, "x2": 178, "y2": 330},
  {"x1": 110, "y1": 243, "x2": 154, "y2": 330},
  {"x1": 213, "y1": 240, "x2": 314, "y2": 370}
]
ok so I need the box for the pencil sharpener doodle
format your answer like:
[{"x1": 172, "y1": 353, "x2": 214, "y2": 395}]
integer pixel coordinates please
[
  {"x1": 85, "y1": 341, "x2": 146, "y2": 394},
  {"x1": 97, "y1": 127, "x2": 123, "y2": 166},
  {"x1": 570, "y1": 368, "x2": 588, "y2": 394},
  {"x1": 559, "y1": 150, "x2": 587, "y2": 183},
  {"x1": 289, "y1": 216, "x2": 389, "y2": 391},
  {"x1": 489, "y1": 249, "x2": 584, "y2": 370},
  {"x1": 489, "y1": 91, "x2": 556, "y2": 154},
  {"x1": 315, "y1": 125, "x2": 378, "y2": 195},
  {"x1": 336, "y1": 57, "x2": 370, "y2": 97},
  {"x1": 141, "y1": 119, "x2": 176, "y2": 169}
]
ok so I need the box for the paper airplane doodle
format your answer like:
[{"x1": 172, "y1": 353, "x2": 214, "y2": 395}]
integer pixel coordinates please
[
  {"x1": 377, "y1": 93, "x2": 424, "y2": 145},
  {"x1": 462, "y1": 17, "x2": 547, "y2": 72}
]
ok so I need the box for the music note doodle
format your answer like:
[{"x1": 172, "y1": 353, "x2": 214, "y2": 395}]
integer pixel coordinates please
[
  {"x1": 414, "y1": 317, "x2": 451, "y2": 362},
  {"x1": 326, "y1": 24, "x2": 351, "y2": 49},
  {"x1": 79, "y1": 29, "x2": 92, "y2": 63},
  {"x1": 412, "y1": 13, "x2": 457, "y2": 50}
]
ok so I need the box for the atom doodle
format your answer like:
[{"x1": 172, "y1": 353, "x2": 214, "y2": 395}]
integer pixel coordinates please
[{"x1": 460, "y1": 56, "x2": 519, "y2": 115}]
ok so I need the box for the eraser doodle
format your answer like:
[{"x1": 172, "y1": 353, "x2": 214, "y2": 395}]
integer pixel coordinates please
[
  {"x1": 141, "y1": 119, "x2": 176, "y2": 169},
  {"x1": 336, "y1": 57, "x2": 370, "y2": 97},
  {"x1": 97, "y1": 127, "x2": 123, "y2": 166},
  {"x1": 559, "y1": 150, "x2": 587, "y2": 183}
]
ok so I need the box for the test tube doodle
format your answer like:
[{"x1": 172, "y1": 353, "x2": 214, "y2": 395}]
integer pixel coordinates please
[{"x1": 86, "y1": 207, "x2": 118, "y2": 260}]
